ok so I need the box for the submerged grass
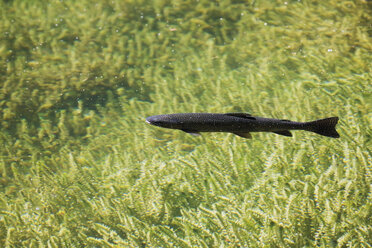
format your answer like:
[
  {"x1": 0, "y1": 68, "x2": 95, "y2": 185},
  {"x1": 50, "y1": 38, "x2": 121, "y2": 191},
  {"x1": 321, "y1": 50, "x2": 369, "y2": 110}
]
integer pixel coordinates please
[{"x1": 0, "y1": 0, "x2": 371, "y2": 247}]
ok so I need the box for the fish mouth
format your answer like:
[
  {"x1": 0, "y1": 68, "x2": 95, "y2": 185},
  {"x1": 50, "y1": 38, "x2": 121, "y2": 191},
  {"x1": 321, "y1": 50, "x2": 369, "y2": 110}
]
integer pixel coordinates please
[
  {"x1": 146, "y1": 116, "x2": 161, "y2": 126},
  {"x1": 146, "y1": 116, "x2": 155, "y2": 125},
  {"x1": 146, "y1": 115, "x2": 172, "y2": 128}
]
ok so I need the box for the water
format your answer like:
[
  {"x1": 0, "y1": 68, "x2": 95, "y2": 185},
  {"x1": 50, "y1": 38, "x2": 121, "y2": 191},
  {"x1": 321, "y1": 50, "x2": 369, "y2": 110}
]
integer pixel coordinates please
[{"x1": 0, "y1": 0, "x2": 371, "y2": 246}]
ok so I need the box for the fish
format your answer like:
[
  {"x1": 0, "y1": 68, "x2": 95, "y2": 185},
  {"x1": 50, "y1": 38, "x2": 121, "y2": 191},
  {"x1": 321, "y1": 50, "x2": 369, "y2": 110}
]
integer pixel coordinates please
[{"x1": 146, "y1": 113, "x2": 340, "y2": 139}]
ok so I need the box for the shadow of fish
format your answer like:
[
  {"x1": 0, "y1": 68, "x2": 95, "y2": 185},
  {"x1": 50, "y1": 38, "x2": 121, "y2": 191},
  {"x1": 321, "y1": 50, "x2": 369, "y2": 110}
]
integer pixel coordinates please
[{"x1": 146, "y1": 113, "x2": 339, "y2": 139}]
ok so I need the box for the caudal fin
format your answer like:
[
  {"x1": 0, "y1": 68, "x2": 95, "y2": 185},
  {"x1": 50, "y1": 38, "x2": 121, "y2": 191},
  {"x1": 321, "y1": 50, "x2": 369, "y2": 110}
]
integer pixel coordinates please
[{"x1": 307, "y1": 117, "x2": 340, "y2": 138}]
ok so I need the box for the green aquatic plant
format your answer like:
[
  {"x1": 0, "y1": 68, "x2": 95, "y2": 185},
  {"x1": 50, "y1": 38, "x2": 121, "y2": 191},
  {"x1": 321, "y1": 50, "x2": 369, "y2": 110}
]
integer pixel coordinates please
[{"x1": 0, "y1": 0, "x2": 371, "y2": 247}]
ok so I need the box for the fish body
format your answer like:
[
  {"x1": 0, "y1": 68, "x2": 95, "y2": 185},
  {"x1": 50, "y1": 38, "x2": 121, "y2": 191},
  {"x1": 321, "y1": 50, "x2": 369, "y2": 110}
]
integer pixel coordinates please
[{"x1": 146, "y1": 113, "x2": 340, "y2": 139}]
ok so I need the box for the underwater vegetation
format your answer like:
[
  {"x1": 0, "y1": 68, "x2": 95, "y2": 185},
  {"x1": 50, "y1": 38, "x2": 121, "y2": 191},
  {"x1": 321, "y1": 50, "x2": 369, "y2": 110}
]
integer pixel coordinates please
[{"x1": 0, "y1": 0, "x2": 371, "y2": 247}]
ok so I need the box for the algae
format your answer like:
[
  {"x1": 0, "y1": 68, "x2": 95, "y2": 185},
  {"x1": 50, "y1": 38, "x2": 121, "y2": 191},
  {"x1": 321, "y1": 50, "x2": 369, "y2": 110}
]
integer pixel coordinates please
[{"x1": 0, "y1": 0, "x2": 371, "y2": 247}]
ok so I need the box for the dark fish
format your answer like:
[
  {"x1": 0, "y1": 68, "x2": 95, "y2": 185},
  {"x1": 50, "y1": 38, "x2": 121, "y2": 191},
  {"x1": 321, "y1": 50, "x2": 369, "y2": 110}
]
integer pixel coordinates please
[{"x1": 146, "y1": 113, "x2": 340, "y2": 139}]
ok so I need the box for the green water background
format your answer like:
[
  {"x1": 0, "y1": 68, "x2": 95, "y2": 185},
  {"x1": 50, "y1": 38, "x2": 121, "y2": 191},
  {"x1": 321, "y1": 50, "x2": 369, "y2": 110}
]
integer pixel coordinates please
[{"x1": 0, "y1": 0, "x2": 371, "y2": 246}]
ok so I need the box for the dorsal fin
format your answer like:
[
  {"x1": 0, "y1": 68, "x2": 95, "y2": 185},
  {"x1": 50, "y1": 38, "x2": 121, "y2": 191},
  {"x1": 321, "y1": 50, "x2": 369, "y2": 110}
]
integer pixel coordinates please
[{"x1": 224, "y1": 113, "x2": 256, "y2": 120}]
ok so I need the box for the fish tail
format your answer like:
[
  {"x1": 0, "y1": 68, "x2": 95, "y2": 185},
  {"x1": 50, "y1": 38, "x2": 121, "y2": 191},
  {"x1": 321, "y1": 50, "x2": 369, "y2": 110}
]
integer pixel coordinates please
[{"x1": 306, "y1": 117, "x2": 340, "y2": 138}]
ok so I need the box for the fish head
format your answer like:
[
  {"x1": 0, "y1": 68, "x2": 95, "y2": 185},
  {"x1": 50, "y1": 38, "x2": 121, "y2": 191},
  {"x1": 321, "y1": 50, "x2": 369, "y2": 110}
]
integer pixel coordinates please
[{"x1": 146, "y1": 115, "x2": 181, "y2": 129}]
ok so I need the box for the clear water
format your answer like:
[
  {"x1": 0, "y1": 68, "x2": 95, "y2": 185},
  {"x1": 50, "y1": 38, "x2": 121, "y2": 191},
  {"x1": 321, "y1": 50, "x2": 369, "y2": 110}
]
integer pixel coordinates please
[{"x1": 0, "y1": 0, "x2": 371, "y2": 246}]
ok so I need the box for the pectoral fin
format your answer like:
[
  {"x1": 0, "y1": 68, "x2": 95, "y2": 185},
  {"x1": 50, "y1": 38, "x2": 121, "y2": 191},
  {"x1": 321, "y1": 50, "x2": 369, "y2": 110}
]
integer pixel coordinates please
[
  {"x1": 181, "y1": 129, "x2": 201, "y2": 136},
  {"x1": 273, "y1": 130, "x2": 292, "y2": 137},
  {"x1": 232, "y1": 132, "x2": 252, "y2": 139}
]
